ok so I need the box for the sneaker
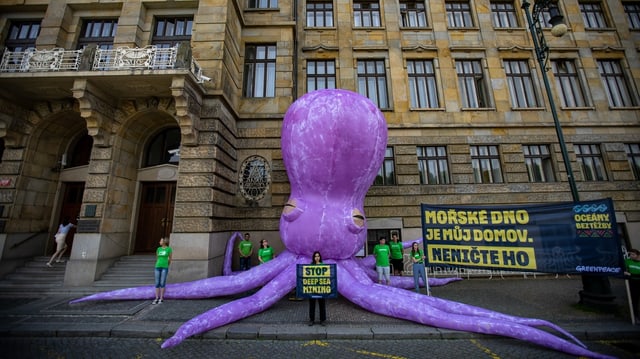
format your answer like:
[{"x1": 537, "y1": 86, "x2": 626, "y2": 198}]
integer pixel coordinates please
[
  {"x1": 158, "y1": 299, "x2": 163, "y2": 304},
  {"x1": 55, "y1": 259, "x2": 65, "y2": 263},
  {"x1": 152, "y1": 299, "x2": 159, "y2": 305},
  {"x1": 46, "y1": 263, "x2": 53, "y2": 268}
]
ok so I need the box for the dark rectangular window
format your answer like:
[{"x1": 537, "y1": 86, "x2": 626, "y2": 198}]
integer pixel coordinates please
[
  {"x1": 552, "y1": 59, "x2": 588, "y2": 108},
  {"x1": 407, "y1": 59, "x2": 438, "y2": 108},
  {"x1": 354, "y1": 0, "x2": 382, "y2": 27},
  {"x1": 307, "y1": 60, "x2": 336, "y2": 92},
  {"x1": 249, "y1": 0, "x2": 278, "y2": 9},
  {"x1": 374, "y1": 147, "x2": 396, "y2": 185},
  {"x1": 579, "y1": 1, "x2": 608, "y2": 29},
  {"x1": 417, "y1": 146, "x2": 451, "y2": 184},
  {"x1": 597, "y1": 60, "x2": 638, "y2": 107},
  {"x1": 152, "y1": 17, "x2": 193, "y2": 48},
  {"x1": 575, "y1": 144, "x2": 608, "y2": 181},
  {"x1": 456, "y1": 59, "x2": 490, "y2": 108},
  {"x1": 5, "y1": 20, "x2": 40, "y2": 51},
  {"x1": 471, "y1": 145, "x2": 503, "y2": 183},
  {"x1": 306, "y1": 0, "x2": 334, "y2": 27},
  {"x1": 624, "y1": 143, "x2": 640, "y2": 180},
  {"x1": 504, "y1": 60, "x2": 540, "y2": 108},
  {"x1": 243, "y1": 44, "x2": 277, "y2": 98},
  {"x1": 524, "y1": 144, "x2": 556, "y2": 182},
  {"x1": 624, "y1": 2, "x2": 640, "y2": 29},
  {"x1": 357, "y1": 59, "x2": 389, "y2": 109},
  {"x1": 491, "y1": 1, "x2": 518, "y2": 28},
  {"x1": 446, "y1": 1, "x2": 474, "y2": 28},
  {"x1": 400, "y1": 0, "x2": 427, "y2": 28},
  {"x1": 77, "y1": 19, "x2": 118, "y2": 49}
]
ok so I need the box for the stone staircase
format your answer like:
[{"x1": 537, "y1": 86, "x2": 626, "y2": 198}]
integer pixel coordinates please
[{"x1": 0, "y1": 255, "x2": 156, "y2": 296}]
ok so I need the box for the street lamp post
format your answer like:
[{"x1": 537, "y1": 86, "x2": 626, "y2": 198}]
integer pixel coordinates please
[{"x1": 521, "y1": 0, "x2": 615, "y2": 308}]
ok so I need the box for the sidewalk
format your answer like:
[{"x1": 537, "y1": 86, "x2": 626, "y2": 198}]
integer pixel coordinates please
[{"x1": 0, "y1": 275, "x2": 638, "y2": 343}]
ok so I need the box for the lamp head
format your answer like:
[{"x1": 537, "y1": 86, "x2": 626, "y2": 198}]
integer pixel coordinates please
[{"x1": 548, "y1": 3, "x2": 568, "y2": 37}]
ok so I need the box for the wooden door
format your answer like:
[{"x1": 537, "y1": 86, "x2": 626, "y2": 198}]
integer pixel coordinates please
[
  {"x1": 135, "y1": 182, "x2": 176, "y2": 253},
  {"x1": 55, "y1": 182, "x2": 84, "y2": 254}
]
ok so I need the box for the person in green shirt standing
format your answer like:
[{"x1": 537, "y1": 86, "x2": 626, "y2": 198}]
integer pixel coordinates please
[
  {"x1": 153, "y1": 237, "x2": 172, "y2": 304},
  {"x1": 410, "y1": 242, "x2": 429, "y2": 295},
  {"x1": 373, "y1": 237, "x2": 391, "y2": 285},
  {"x1": 258, "y1": 239, "x2": 275, "y2": 264},
  {"x1": 238, "y1": 232, "x2": 254, "y2": 271},
  {"x1": 389, "y1": 233, "x2": 404, "y2": 276},
  {"x1": 624, "y1": 248, "x2": 640, "y2": 323}
]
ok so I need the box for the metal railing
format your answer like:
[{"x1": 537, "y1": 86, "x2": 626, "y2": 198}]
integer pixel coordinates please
[{"x1": 0, "y1": 48, "x2": 82, "y2": 72}]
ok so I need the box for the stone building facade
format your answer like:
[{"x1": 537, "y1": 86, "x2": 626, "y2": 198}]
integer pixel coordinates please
[{"x1": 0, "y1": 0, "x2": 638, "y2": 286}]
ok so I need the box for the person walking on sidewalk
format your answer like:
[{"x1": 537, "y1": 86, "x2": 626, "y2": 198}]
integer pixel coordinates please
[
  {"x1": 389, "y1": 233, "x2": 403, "y2": 276},
  {"x1": 238, "y1": 233, "x2": 253, "y2": 271},
  {"x1": 46, "y1": 217, "x2": 75, "y2": 267},
  {"x1": 308, "y1": 251, "x2": 327, "y2": 326},
  {"x1": 258, "y1": 239, "x2": 275, "y2": 264},
  {"x1": 624, "y1": 248, "x2": 640, "y2": 323},
  {"x1": 410, "y1": 242, "x2": 429, "y2": 295},
  {"x1": 153, "y1": 237, "x2": 172, "y2": 304},
  {"x1": 373, "y1": 237, "x2": 391, "y2": 285}
]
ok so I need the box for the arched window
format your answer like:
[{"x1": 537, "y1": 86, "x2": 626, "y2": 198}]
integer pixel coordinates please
[
  {"x1": 239, "y1": 155, "x2": 271, "y2": 201},
  {"x1": 144, "y1": 127, "x2": 181, "y2": 167},
  {"x1": 67, "y1": 132, "x2": 93, "y2": 168}
]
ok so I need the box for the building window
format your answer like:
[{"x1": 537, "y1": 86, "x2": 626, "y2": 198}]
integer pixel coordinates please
[
  {"x1": 446, "y1": 1, "x2": 474, "y2": 28},
  {"x1": 504, "y1": 60, "x2": 540, "y2": 108},
  {"x1": 400, "y1": 0, "x2": 427, "y2": 28},
  {"x1": 417, "y1": 146, "x2": 451, "y2": 184},
  {"x1": 579, "y1": 1, "x2": 609, "y2": 29},
  {"x1": 455, "y1": 59, "x2": 490, "y2": 108},
  {"x1": 374, "y1": 147, "x2": 396, "y2": 185},
  {"x1": 145, "y1": 128, "x2": 181, "y2": 167},
  {"x1": 357, "y1": 59, "x2": 389, "y2": 109},
  {"x1": 597, "y1": 60, "x2": 638, "y2": 108},
  {"x1": 471, "y1": 145, "x2": 503, "y2": 184},
  {"x1": 152, "y1": 17, "x2": 193, "y2": 48},
  {"x1": 5, "y1": 20, "x2": 40, "y2": 51},
  {"x1": 67, "y1": 132, "x2": 93, "y2": 168},
  {"x1": 624, "y1": 143, "x2": 640, "y2": 180},
  {"x1": 523, "y1": 145, "x2": 556, "y2": 182},
  {"x1": 624, "y1": 2, "x2": 640, "y2": 29},
  {"x1": 307, "y1": 60, "x2": 336, "y2": 91},
  {"x1": 575, "y1": 144, "x2": 608, "y2": 181},
  {"x1": 551, "y1": 60, "x2": 588, "y2": 108},
  {"x1": 306, "y1": 0, "x2": 334, "y2": 27},
  {"x1": 77, "y1": 19, "x2": 118, "y2": 49},
  {"x1": 407, "y1": 59, "x2": 439, "y2": 109},
  {"x1": 354, "y1": 0, "x2": 382, "y2": 27},
  {"x1": 491, "y1": 1, "x2": 518, "y2": 28},
  {"x1": 248, "y1": 0, "x2": 278, "y2": 9},
  {"x1": 243, "y1": 44, "x2": 277, "y2": 98},
  {"x1": 239, "y1": 155, "x2": 272, "y2": 201}
]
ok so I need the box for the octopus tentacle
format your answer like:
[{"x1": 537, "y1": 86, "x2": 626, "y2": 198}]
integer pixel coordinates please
[
  {"x1": 222, "y1": 231, "x2": 244, "y2": 276},
  {"x1": 161, "y1": 257, "x2": 306, "y2": 348},
  {"x1": 337, "y1": 260, "x2": 608, "y2": 358},
  {"x1": 71, "y1": 251, "x2": 298, "y2": 304}
]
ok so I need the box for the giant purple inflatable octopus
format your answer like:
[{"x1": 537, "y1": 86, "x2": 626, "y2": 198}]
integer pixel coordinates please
[{"x1": 71, "y1": 89, "x2": 611, "y2": 358}]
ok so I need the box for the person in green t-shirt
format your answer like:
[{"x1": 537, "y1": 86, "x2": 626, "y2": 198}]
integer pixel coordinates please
[
  {"x1": 624, "y1": 248, "x2": 640, "y2": 323},
  {"x1": 238, "y1": 233, "x2": 254, "y2": 270},
  {"x1": 373, "y1": 237, "x2": 391, "y2": 285},
  {"x1": 410, "y1": 242, "x2": 429, "y2": 295},
  {"x1": 389, "y1": 233, "x2": 404, "y2": 276},
  {"x1": 258, "y1": 239, "x2": 275, "y2": 264},
  {"x1": 153, "y1": 237, "x2": 172, "y2": 304}
]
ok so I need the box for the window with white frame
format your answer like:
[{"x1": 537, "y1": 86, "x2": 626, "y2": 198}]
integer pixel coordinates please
[
  {"x1": 357, "y1": 59, "x2": 389, "y2": 109},
  {"x1": 307, "y1": 60, "x2": 336, "y2": 92},
  {"x1": 400, "y1": 0, "x2": 427, "y2": 28},
  {"x1": 455, "y1": 59, "x2": 491, "y2": 108},
  {"x1": 491, "y1": 1, "x2": 518, "y2": 28},
  {"x1": 579, "y1": 1, "x2": 609, "y2": 29},
  {"x1": 623, "y1": 2, "x2": 640, "y2": 29},
  {"x1": 575, "y1": 144, "x2": 608, "y2": 181},
  {"x1": 551, "y1": 59, "x2": 589, "y2": 108},
  {"x1": 523, "y1": 144, "x2": 556, "y2": 182},
  {"x1": 407, "y1": 59, "x2": 439, "y2": 109},
  {"x1": 446, "y1": 1, "x2": 474, "y2": 28},
  {"x1": 417, "y1": 146, "x2": 451, "y2": 184},
  {"x1": 471, "y1": 145, "x2": 503, "y2": 184},
  {"x1": 243, "y1": 44, "x2": 277, "y2": 98},
  {"x1": 248, "y1": 0, "x2": 278, "y2": 9},
  {"x1": 597, "y1": 59, "x2": 638, "y2": 107},
  {"x1": 374, "y1": 147, "x2": 396, "y2": 185},
  {"x1": 353, "y1": 0, "x2": 382, "y2": 27},
  {"x1": 5, "y1": 20, "x2": 40, "y2": 51},
  {"x1": 504, "y1": 60, "x2": 540, "y2": 108},
  {"x1": 307, "y1": 0, "x2": 334, "y2": 27},
  {"x1": 624, "y1": 143, "x2": 640, "y2": 180}
]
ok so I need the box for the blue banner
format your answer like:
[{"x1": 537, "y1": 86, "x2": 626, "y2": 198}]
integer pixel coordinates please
[
  {"x1": 296, "y1": 264, "x2": 338, "y2": 299},
  {"x1": 421, "y1": 199, "x2": 624, "y2": 276}
]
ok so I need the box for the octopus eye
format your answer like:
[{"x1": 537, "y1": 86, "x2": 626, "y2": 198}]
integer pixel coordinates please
[
  {"x1": 348, "y1": 208, "x2": 366, "y2": 233},
  {"x1": 282, "y1": 198, "x2": 305, "y2": 222}
]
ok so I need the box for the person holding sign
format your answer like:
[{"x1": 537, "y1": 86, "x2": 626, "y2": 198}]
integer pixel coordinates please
[
  {"x1": 389, "y1": 233, "x2": 403, "y2": 276},
  {"x1": 308, "y1": 251, "x2": 327, "y2": 326},
  {"x1": 258, "y1": 239, "x2": 275, "y2": 264},
  {"x1": 373, "y1": 237, "x2": 391, "y2": 285},
  {"x1": 411, "y1": 242, "x2": 430, "y2": 295},
  {"x1": 625, "y1": 248, "x2": 640, "y2": 323}
]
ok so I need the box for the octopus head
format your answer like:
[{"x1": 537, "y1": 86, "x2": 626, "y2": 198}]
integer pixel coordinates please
[{"x1": 280, "y1": 89, "x2": 388, "y2": 259}]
